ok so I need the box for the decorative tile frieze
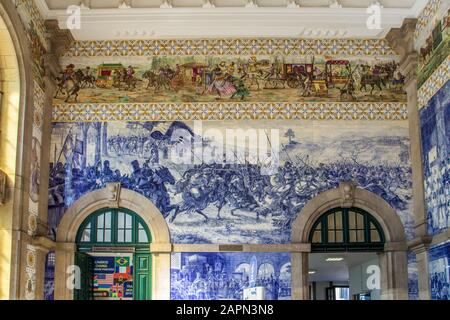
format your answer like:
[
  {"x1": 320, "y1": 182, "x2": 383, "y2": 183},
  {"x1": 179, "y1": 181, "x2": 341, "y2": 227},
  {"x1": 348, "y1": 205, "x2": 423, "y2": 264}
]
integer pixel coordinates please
[
  {"x1": 64, "y1": 38, "x2": 396, "y2": 58},
  {"x1": 52, "y1": 102, "x2": 408, "y2": 122}
]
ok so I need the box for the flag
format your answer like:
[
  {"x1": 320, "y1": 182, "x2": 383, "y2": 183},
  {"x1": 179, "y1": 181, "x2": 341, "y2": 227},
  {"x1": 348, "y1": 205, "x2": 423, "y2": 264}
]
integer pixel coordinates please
[
  {"x1": 115, "y1": 257, "x2": 129, "y2": 267},
  {"x1": 74, "y1": 139, "x2": 84, "y2": 154},
  {"x1": 62, "y1": 134, "x2": 74, "y2": 158},
  {"x1": 95, "y1": 274, "x2": 114, "y2": 286}
]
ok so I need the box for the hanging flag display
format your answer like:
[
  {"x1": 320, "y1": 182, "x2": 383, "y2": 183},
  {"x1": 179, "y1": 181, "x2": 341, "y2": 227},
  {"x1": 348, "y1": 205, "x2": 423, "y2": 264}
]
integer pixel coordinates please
[{"x1": 93, "y1": 256, "x2": 133, "y2": 299}]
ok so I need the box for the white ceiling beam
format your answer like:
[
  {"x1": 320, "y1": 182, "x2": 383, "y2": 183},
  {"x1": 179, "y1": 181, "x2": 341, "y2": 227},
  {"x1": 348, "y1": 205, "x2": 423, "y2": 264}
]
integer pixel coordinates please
[{"x1": 36, "y1": 0, "x2": 421, "y2": 40}]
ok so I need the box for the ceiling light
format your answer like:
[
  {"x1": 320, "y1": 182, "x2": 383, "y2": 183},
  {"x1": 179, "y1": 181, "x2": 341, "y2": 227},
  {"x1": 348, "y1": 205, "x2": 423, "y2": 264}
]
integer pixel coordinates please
[
  {"x1": 326, "y1": 257, "x2": 344, "y2": 262},
  {"x1": 308, "y1": 270, "x2": 316, "y2": 274}
]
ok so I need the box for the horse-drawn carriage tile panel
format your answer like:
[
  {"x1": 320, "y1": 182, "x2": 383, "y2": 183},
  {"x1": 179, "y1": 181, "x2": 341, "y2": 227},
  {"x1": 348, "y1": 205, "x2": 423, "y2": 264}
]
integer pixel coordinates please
[
  {"x1": 416, "y1": 6, "x2": 450, "y2": 89},
  {"x1": 54, "y1": 54, "x2": 406, "y2": 105},
  {"x1": 48, "y1": 120, "x2": 415, "y2": 244}
]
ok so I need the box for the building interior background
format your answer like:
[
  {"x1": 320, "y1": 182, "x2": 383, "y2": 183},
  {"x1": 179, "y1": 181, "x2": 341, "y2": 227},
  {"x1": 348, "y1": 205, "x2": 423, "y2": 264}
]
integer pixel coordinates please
[{"x1": 0, "y1": 0, "x2": 448, "y2": 301}]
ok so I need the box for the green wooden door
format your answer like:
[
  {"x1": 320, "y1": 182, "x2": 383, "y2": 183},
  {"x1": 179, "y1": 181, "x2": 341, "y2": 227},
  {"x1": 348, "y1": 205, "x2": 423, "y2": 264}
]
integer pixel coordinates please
[
  {"x1": 134, "y1": 253, "x2": 152, "y2": 300},
  {"x1": 74, "y1": 252, "x2": 94, "y2": 300}
]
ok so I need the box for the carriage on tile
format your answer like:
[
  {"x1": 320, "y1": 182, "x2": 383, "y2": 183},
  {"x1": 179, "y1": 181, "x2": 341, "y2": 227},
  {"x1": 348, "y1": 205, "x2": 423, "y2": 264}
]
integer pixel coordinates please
[{"x1": 95, "y1": 63, "x2": 125, "y2": 88}]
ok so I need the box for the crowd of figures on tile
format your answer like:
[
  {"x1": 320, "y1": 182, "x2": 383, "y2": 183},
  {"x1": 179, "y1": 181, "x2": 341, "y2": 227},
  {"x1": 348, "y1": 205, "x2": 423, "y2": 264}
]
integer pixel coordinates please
[
  {"x1": 171, "y1": 253, "x2": 291, "y2": 300},
  {"x1": 48, "y1": 121, "x2": 413, "y2": 243},
  {"x1": 407, "y1": 251, "x2": 419, "y2": 300},
  {"x1": 429, "y1": 242, "x2": 450, "y2": 300},
  {"x1": 420, "y1": 81, "x2": 450, "y2": 235}
]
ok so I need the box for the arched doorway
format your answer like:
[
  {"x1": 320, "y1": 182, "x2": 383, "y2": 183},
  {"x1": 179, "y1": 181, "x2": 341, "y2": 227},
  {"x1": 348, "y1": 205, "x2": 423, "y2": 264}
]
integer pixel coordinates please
[
  {"x1": 309, "y1": 207, "x2": 385, "y2": 252},
  {"x1": 54, "y1": 184, "x2": 172, "y2": 300},
  {"x1": 291, "y1": 182, "x2": 409, "y2": 300},
  {"x1": 308, "y1": 207, "x2": 385, "y2": 300},
  {"x1": 0, "y1": 0, "x2": 35, "y2": 300},
  {"x1": 74, "y1": 208, "x2": 152, "y2": 300}
]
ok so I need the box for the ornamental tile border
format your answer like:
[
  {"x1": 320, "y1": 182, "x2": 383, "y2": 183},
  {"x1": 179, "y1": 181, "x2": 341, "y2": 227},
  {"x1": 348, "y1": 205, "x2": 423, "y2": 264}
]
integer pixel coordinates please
[
  {"x1": 415, "y1": 0, "x2": 442, "y2": 41},
  {"x1": 63, "y1": 38, "x2": 395, "y2": 57},
  {"x1": 52, "y1": 102, "x2": 408, "y2": 122},
  {"x1": 418, "y1": 55, "x2": 450, "y2": 108}
]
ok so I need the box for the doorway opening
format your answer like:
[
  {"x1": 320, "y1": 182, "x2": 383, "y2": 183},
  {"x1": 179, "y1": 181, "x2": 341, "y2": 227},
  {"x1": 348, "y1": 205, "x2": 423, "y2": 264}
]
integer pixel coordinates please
[
  {"x1": 307, "y1": 207, "x2": 385, "y2": 300},
  {"x1": 75, "y1": 208, "x2": 152, "y2": 300}
]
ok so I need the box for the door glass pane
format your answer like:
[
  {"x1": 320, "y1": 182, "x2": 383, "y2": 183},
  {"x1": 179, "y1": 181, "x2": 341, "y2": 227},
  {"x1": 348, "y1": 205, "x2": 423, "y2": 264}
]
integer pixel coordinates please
[
  {"x1": 349, "y1": 230, "x2": 356, "y2": 242},
  {"x1": 97, "y1": 229, "x2": 104, "y2": 242},
  {"x1": 349, "y1": 212, "x2": 355, "y2": 228},
  {"x1": 125, "y1": 229, "x2": 132, "y2": 242},
  {"x1": 81, "y1": 223, "x2": 91, "y2": 242},
  {"x1": 328, "y1": 231, "x2": 335, "y2": 243},
  {"x1": 126, "y1": 214, "x2": 132, "y2": 228},
  {"x1": 138, "y1": 229, "x2": 148, "y2": 243},
  {"x1": 328, "y1": 214, "x2": 335, "y2": 229},
  {"x1": 118, "y1": 229, "x2": 124, "y2": 242},
  {"x1": 357, "y1": 230, "x2": 365, "y2": 242},
  {"x1": 335, "y1": 230, "x2": 343, "y2": 242},
  {"x1": 312, "y1": 231, "x2": 322, "y2": 243},
  {"x1": 97, "y1": 214, "x2": 104, "y2": 228},
  {"x1": 105, "y1": 212, "x2": 111, "y2": 228},
  {"x1": 335, "y1": 212, "x2": 342, "y2": 229},
  {"x1": 356, "y1": 213, "x2": 364, "y2": 228},
  {"x1": 371, "y1": 230, "x2": 381, "y2": 242},
  {"x1": 118, "y1": 212, "x2": 124, "y2": 228},
  {"x1": 104, "y1": 229, "x2": 111, "y2": 242}
]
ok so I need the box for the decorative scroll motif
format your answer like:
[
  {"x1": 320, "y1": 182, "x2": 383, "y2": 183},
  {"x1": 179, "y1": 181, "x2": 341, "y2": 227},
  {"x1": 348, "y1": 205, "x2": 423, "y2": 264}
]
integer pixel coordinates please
[
  {"x1": 52, "y1": 102, "x2": 408, "y2": 122},
  {"x1": 64, "y1": 38, "x2": 396, "y2": 57}
]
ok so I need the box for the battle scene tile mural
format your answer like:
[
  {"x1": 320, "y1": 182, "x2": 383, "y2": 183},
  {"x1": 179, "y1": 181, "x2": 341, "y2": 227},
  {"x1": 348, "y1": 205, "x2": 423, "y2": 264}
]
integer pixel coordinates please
[
  {"x1": 420, "y1": 80, "x2": 450, "y2": 235},
  {"x1": 48, "y1": 120, "x2": 414, "y2": 244},
  {"x1": 170, "y1": 252, "x2": 291, "y2": 300}
]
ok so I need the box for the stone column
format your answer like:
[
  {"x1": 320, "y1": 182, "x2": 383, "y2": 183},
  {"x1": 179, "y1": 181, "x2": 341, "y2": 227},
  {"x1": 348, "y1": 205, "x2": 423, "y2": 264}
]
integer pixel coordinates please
[
  {"x1": 379, "y1": 242, "x2": 409, "y2": 300},
  {"x1": 40, "y1": 24, "x2": 74, "y2": 301},
  {"x1": 411, "y1": 242, "x2": 432, "y2": 300},
  {"x1": 54, "y1": 242, "x2": 76, "y2": 300},
  {"x1": 150, "y1": 243, "x2": 172, "y2": 300},
  {"x1": 291, "y1": 245, "x2": 310, "y2": 300},
  {"x1": 386, "y1": 18, "x2": 431, "y2": 300}
]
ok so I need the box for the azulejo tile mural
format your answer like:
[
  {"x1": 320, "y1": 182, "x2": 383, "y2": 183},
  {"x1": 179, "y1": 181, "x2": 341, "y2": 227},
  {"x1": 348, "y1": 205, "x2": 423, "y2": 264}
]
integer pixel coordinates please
[
  {"x1": 48, "y1": 120, "x2": 415, "y2": 244},
  {"x1": 420, "y1": 80, "x2": 450, "y2": 235},
  {"x1": 54, "y1": 54, "x2": 406, "y2": 104},
  {"x1": 408, "y1": 251, "x2": 419, "y2": 300},
  {"x1": 428, "y1": 241, "x2": 450, "y2": 300},
  {"x1": 170, "y1": 252, "x2": 291, "y2": 300}
]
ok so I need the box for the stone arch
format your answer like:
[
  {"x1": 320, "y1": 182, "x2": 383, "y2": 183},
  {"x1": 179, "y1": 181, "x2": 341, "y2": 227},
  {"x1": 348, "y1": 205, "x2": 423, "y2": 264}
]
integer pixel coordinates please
[
  {"x1": 290, "y1": 182, "x2": 408, "y2": 300},
  {"x1": 0, "y1": 1, "x2": 36, "y2": 300},
  {"x1": 54, "y1": 183, "x2": 172, "y2": 300},
  {"x1": 291, "y1": 182, "x2": 407, "y2": 243}
]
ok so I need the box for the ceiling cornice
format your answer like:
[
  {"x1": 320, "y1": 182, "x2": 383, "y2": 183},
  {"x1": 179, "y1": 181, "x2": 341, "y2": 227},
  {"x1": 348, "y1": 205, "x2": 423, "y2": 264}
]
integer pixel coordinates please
[{"x1": 36, "y1": 0, "x2": 423, "y2": 40}]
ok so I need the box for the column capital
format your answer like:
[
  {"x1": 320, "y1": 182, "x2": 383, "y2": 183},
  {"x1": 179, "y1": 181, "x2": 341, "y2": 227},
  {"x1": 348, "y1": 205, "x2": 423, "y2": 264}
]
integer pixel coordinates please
[
  {"x1": 384, "y1": 241, "x2": 408, "y2": 252},
  {"x1": 386, "y1": 19, "x2": 419, "y2": 89},
  {"x1": 32, "y1": 236, "x2": 56, "y2": 253},
  {"x1": 386, "y1": 18, "x2": 417, "y2": 60},
  {"x1": 44, "y1": 20, "x2": 75, "y2": 58},
  {"x1": 408, "y1": 236, "x2": 433, "y2": 254}
]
